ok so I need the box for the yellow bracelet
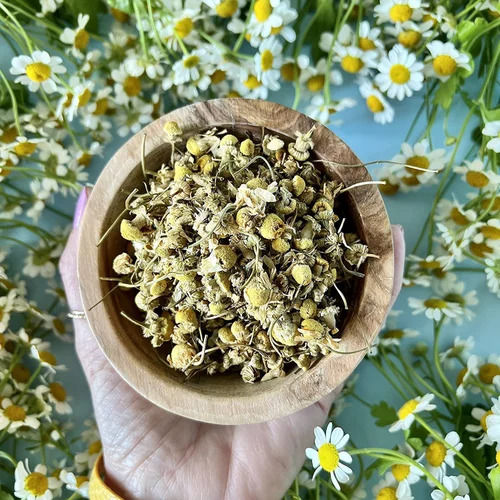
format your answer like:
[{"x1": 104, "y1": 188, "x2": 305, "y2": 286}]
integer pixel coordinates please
[{"x1": 89, "y1": 454, "x2": 124, "y2": 500}]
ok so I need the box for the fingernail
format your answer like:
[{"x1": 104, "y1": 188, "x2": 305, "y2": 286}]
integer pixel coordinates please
[{"x1": 73, "y1": 188, "x2": 88, "y2": 229}]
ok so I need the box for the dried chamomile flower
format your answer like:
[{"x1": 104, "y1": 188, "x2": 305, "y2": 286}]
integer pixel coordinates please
[{"x1": 111, "y1": 124, "x2": 371, "y2": 383}]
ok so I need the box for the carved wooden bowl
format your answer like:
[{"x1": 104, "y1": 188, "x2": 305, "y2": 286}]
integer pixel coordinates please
[{"x1": 77, "y1": 99, "x2": 394, "y2": 425}]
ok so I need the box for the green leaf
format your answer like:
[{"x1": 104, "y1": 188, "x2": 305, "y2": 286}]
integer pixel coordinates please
[
  {"x1": 0, "y1": 489, "x2": 14, "y2": 500},
  {"x1": 63, "y1": 0, "x2": 106, "y2": 32},
  {"x1": 457, "y1": 17, "x2": 488, "y2": 44},
  {"x1": 370, "y1": 401, "x2": 398, "y2": 427},
  {"x1": 484, "y1": 107, "x2": 500, "y2": 122},
  {"x1": 406, "y1": 437, "x2": 423, "y2": 452},
  {"x1": 490, "y1": 467, "x2": 500, "y2": 500},
  {"x1": 0, "y1": 451, "x2": 16, "y2": 467},
  {"x1": 433, "y1": 75, "x2": 459, "y2": 110},
  {"x1": 104, "y1": 0, "x2": 133, "y2": 14}
]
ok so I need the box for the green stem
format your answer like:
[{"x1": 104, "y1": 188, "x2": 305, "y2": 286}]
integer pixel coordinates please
[{"x1": 233, "y1": 0, "x2": 256, "y2": 52}]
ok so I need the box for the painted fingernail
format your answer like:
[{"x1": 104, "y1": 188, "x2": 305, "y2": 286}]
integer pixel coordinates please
[{"x1": 73, "y1": 188, "x2": 88, "y2": 229}]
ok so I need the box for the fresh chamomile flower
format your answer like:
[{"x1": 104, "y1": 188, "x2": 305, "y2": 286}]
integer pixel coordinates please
[
  {"x1": 157, "y1": 7, "x2": 202, "y2": 51},
  {"x1": 39, "y1": 0, "x2": 63, "y2": 16},
  {"x1": 172, "y1": 49, "x2": 212, "y2": 86},
  {"x1": 372, "y1": 475, "x2": 413, "y2": 500},
  {"x1": 233, "y1": 71, "x2": 269, "y2": 99},
  {"x1": 435, "y1": 199, "x2": 477, "y2": 228},
  {"x1": 385, "y1": 20, "x2": 434, "y2": 49},
  {"x1": 374, "y1": 0, "x2": 424, "y2": 24},
  {"x1": 359, "y1": 80, "x2": 395, "y2": 124},
  {"x1": 10, "y1": 51, "x2": 66, "y2": 94},
  {"x1": 75, "y1": 439, "x2": 102, "y2": 472},
  {"x1": 389, "y1": 393, "x2": 436, "y2": 432},
  {"x1": 36, "y1": 382, "x2": 72, "y2": 414},
  {"x1": 335, "y1": 44, "x2": 378, "y2": 75},
  {"x1": 455, "y1": 159, "x2": 500, "y2": 191},
  {"x1": 379, "y1": 310, "x2": 419, "y2": 346},
  {"x1": 470, "y1": 220, "x2": 500, "y2": 258},
  {"x1": 81, "y1": 88, "x2": 113, "y2": 130},
  {"x1": 482, "y1": 121, "x2": 500, "y2": 153},
  {"x1": 0, "y1": 398, "x2": 40, "y2": 433},
  {"x1": 423, "y1": 431, "x2": 462, "y2": 482},
  {"x1": 30, "y1": 344, "x2": 66, "y2": 373},
  {"x1": 111, "y1": 63, "x2": 143, "y2": 104},
  {"x1": 431, "y1": 475, "x2": 470, "y2": 500},
  {"x1": 408, "y1": 293, "x2": 462, "y2": 322},
  {"x1": 254, "y1": 37, "x2": 283, "y2": 91},
  {"x1": 305, "y1": 95, "x2": 356, "y2": 125},
  {"x1": 357, "y1": 21, "x2": 384, "y2": 52},
  {"x1": 305, "y1": 423, "x2": 353, "y2": 490},
  {"x1": 465, "y1": 399, "x2": 499, "y2": 448},
  {"x1": 425, "y1": 41, "x2": 471, "y2": 82},
  {"x1": 59, "y1": 470, "x2": 89, "y2": 497},
  {"x1": 375, "y1": 44, "x2": 424, "y2": 100},
  {"x1": 15, "y1": 460, "x2": 61, "y2": 500},
  {"x1": 279, "y1": 54, "x2": 310, "y2": 82},
  {"x1": 485, "y1": 258, "x2": 500, "y2": 298},
  {"x1": 245, "y1": 0, "x2": 297, "y2": 47},
  {"x1": 319, "y1": 24, "x2": 354, "y2": 52},
  {"x1": 385, "y1": 443, "x2": 422, "y2": 486},
  {"x1": 59, "y1": 13, "x2": 90, "y2": 58},
  {"x1": 203, "y1": 0, "x2": 240, "y2": 18},
  {"x1": 114, "y1": 97, "x2": 154, "y2": 137},
  {"x1": 440, "y1": 336, "x2": 475, "y2": 367},
  {"x1": 300, "y1": 58, "x2": 343, "y2": 94},
  {"x1": 487, "y1": 398, "x2": 500, "y2": 446},
  {"x1": 475, "y1": 355, "x2": 500, "y2": 387},
  {"x1": 124, "y1": 48, "x2": 165, "y2": 80}
]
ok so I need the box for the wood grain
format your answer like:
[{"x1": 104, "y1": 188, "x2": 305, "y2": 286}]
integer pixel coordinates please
[{"x1": 77, "y1": 99, "x2": 394, "y2": 425}]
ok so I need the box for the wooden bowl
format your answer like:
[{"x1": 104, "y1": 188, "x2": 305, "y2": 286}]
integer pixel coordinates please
[{"x1": 77, "y1": 98, "x2": 394, "y2": 425}]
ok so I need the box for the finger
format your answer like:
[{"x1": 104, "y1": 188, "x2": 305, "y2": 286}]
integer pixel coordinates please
[{"x1": 390, "y1": 224, "x2": 405, "y2": 308}]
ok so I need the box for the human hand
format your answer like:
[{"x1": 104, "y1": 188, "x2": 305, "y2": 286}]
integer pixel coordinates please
[{"x1": 59, "y1": 187, "x2": 405, "y2": 500}]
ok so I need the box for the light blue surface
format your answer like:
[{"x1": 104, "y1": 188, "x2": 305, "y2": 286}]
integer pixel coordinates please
[{"x1": 1, "y1": 46, "x2": 496, "y2": 495}]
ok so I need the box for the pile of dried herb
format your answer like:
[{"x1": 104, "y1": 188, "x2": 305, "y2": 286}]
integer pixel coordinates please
[{"x1": 111, "y1": 122, "x2": 375, "y2": 383}]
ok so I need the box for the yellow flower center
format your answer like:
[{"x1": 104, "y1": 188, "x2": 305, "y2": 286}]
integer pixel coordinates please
[
  {"x1": 216, "y1": 0, "x2": 238, "y2": 17},
  {"x1": 174, "y1": 18, "x2": 193, "y2": 39},
  {"x1": 481, "y1": 196, "x2": 500, "y2": 210},
  {"x1": 383, "y1": 329, "x2": 404, "y2": 339},
  {"x1": 389, "y1": 4, "x2": 413, "y2": 23},
  {"x1": 14, "y1": 141, "x2": 36, "y2": 157},
  {"x1": 281, "y1": 62, "x2": 299, "y2": 81},
  {"x1": 397, "y1": 399, "x2": 418, "y2": 420},
  {"x1": 78, "y1": 88, "x2": 91, "y2": 107},
  {"x1": 74, "y1": 29, "x2": 89, "y2": 50},
  {"x1": 227, "y1": 90, "x2": 241, "y2": 98},
  {"x1": 496, "y1": 450, "x2": 500, "y2": 466},
  {"x1": 123, "y1": 76, "x2": 141, "y2": 97},
  {"x1": 254, "y1": 0, "x2": 272, "y2": 22},
  {"x1": 183, "y1": 55, "x2": 199, "y2": 68},
  {"x1": 12, "y1": 364, "x2": 30, "y2": 383},
  {"x1": 341, "y1": 55, "x2": 363, "y2": 73},
  {"x1": 25, "y1": 62, "x2": 51, "y2": 82},
  {"x1": 480, "y1": 410, "x2": 492, "y2": 431},
  {"x1": 39, "y1": 351, "x2": 57, "y2": 365},
  {"x1": 423, "y1": 13, "x2": 437, "y2": 25},
  {"x1": 366, "y1": 95, "x2": 384, "y2": 113},
  {"x1": 0, "y1": 333, "x2": 5, "y2": 348},
  {"x1": 358, "y1": 37, "x2": 375, "y2": 50},
  {"x1": 76, "y1": 476, "x2": 88, "y2": 487},
  {"x1": 317, "y1": 443, "x2": 339, "y2": 472},
  {"x1": 88, "y1": 440, "x2": 102, "y2": 454},
  {"x1": 470, "y1": 241, "x2": 493, "y2": 258},
  {"x1": 53, "y1": 317, "x2": 66, "y2": 334},
  {"x1": 49, "y1": 382, "x2": 67, "y2": 401},
  {"x1": 419, "y1": 260, "x2": 441, "y2": 270},
  {"x1": 481, "y1": 225, "x2": 500, "y2": 240},
  {"x1": 433, "y1": 55, "x2": 457, "y2": 77},
  {"x1": 244, "y1": 75, "x2": 261, "y2": 89},
  {"x1": 306, "y1": 74, "x2": 325, "y2": 92},
  {"x1": 77, "y1": 152, "x2": 92, "y2": 166},
  {"x1": 24, "y1": 472, "x2": 49, "y2": 496},
  {"x1": 379, "y1": 178, "x2": 399, "y2": 195},
  {"x1": 110, "y1": 8, "x2": 129, "y2": 22},
  {"x1": 426, "y1": 441, "x2": 446, "y2": 467},
  {"x1": 260, "y1": 49, "x2": 274, "y2": 71},
  {"x1": 270, "y1": 25, "x2": 283, "y2": 35},
  {"x1": 376, "y1": 487, "x2": 397, "y2": 500},
  {"x1": 389, "y1": 63, "x2": 410, "y2": 84},
  {"x1": 392, "y1": 463, "x2": 410, "y2": 481},
  {"x1": 210, "y1": 69, "x2": 226, "y2": 84},
  {"x1": 405, "y1": 154, "x2": 430, "y2": 175},
  {"x1": 398, "y1": 30, "x2": 421, "y2": 48},
  {"x1": 449, "y1": 207, "x2": 468, "y2": 225},
  {"x1": 4, "y1": 404, "x2": 26, "y2": 421},
  {"x1": 424, "y1": 298, "x2": 448, "y2": 309},
  {"x1": 402, "y1": 174, "x2": 419, "y2": 186},
  {"x1": 0, "y1": 126, "x2": 18, "y2": 143},
  {"x1": 466, "y1": 171, "x2": 489, "y2": 188},
  {"x1": 479, "y1": 363, "x2": 500, "y2": 384},
  {"x1": 93, "y1": 97, "x2": 108, "y2": 115},
  {"x1": 456, "y1": 367, "x2": 467, "y2": 386}
]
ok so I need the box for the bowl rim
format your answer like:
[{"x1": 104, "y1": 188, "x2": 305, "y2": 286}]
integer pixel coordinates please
[{"x1": 77, "y1": 98, "x2": 394, "y2": 425}]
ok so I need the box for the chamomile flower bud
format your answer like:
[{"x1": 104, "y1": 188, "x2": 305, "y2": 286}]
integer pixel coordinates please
[
  {"x1": 150, "y1": 279, "x2": 168, "y2": 296},
  {"x1": 260, "y1": 213, "x2": 285, "y2": 239},
  {"x1": 186, "y1": 136, "x2": 209, "y2": 156},
  {"x1": 240, "y1": 138, "x2": 255, "y2": 156},
  {"x1": 292, "y1": 175, "x2": 306, "y2": 196},
  {"x1": 236, "y1": 207, "x2": 254, "y2": 230},
  {"x1": 247, "y1": 177, "x2": 268, "y2": 189},
  {"x1": 272, "y1": 238, "x2": 290, "y2": 253},
  {"x1": 272, "y1": 320, "x2": 299, "y2": 346},
  {"x1": 218, "y1": 326, "x2": 236, "y2": 344},
  {"x1": 300, "y1": 318, "x2": 324, "y2": 339},
  {"x1": 220, "y1": 134, "x2": 238, "y2": 146},
  {"x1": 300, "y1": 299, "x2": 317, "y2": 319},
  {"x1": 120, "y1": 219, "x2": 143, "y2": 241},
  {"x1": 163, "y1": 120, "x2": 182, "y2": 140},
  {"x1": 112, "y1": 252, "x2": 134, "y2": 274},
  {"x1": 174, "y1": 163, "x2": 192, "y2": 181},
  {"x1": 214, "y1": 245, "x2": 238, "y2": 270},
  {"x1": 198, "y1": 154, "x2": 216, "y2": 175},
  {"x1": 209, "y1": 302, "x2": 226, "y2": 315},
  {"x1": 312, "y1": 198, "x2": 334, "y2": 220},
  {"x1": 175, "y1": 308, "x2": 199, "y2": 331},
  {"x1": 292, "y1": 264, "x2": 313, "y2": 286},
  {"x1": 245, "y1": 279, "x2": 270, "y2": 307},
  {"x1": 231, "y1": 320, "x2": 248, "y2": 341},
  {"x1": 171, "y1": 343, "x2": 196, "y2": 369}
]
